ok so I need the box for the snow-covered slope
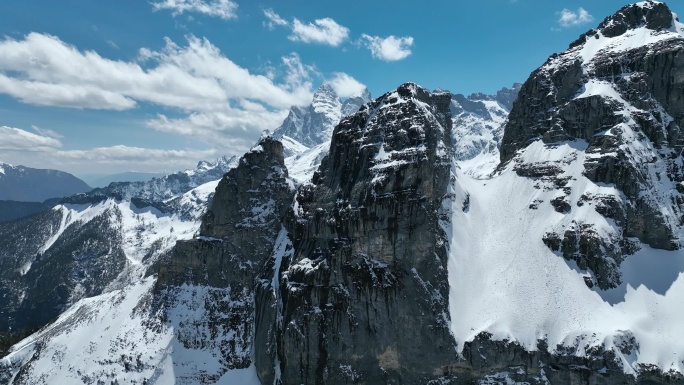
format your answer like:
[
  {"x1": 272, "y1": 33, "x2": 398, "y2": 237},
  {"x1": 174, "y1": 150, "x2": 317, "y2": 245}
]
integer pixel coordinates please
[
  {"x1": 284, "y1": 141, "x2": 330, "y2": 184},
  {"x1": 448, "y1": 142, "x2": 684, "y2": 376},
  {"x1": 0, "y1": 277, "x2": 261, "y2": 385},
  {"x1": 447, "y1": 0, "x2": 684, "y2": 379},
  {"x1": 0, "y1": 137, "x2": 287, "y2": 384},
  {"x1": 0, "y1": 168, "x2": 229, "y2": 358},
  {"x1": 84, "y1": 156, "x2": 237, "y2": 202}
]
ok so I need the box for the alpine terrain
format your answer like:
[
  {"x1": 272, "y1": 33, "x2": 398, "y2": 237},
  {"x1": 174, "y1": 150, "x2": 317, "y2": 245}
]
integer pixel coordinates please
[{"x1": 1, "y1": 1, "x2": 684, "y2": 384}]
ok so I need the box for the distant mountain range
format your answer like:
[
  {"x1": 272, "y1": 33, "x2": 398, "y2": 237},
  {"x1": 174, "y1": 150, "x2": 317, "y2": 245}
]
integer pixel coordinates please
[
  {"x1": 79, "y1": 171, "x2": 168, "y2": 188},
  {"x1": 0, "y1": 162, "x2": 90, "y2": 202}
]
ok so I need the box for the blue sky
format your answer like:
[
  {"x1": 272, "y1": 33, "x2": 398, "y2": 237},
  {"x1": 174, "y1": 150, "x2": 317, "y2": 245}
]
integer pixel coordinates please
[{"x1": 0, "y1": 0, "x2": 677, "y2": 176}]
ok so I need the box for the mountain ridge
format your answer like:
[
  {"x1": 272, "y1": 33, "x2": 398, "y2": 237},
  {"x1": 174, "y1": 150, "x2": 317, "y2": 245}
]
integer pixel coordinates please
[{"x1": 0, "y1": 162, "x2": 91, "y2": 202}]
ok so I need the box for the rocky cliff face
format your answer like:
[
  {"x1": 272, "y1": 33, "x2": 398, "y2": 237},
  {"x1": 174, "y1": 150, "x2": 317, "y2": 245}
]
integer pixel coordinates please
[
  {"x1": 501, "y1": 0, "x2": 684, "y2": 289},
  {"x1": 261, "y1": 83, "x2": 458, "y2": 384},
  {"x1": 147, "y1": 137, "x2": 295, "y2": 382}
]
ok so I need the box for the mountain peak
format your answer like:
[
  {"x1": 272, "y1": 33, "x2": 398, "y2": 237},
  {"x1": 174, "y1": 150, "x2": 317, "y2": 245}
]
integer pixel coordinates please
[
  {"x1": 272, "y1": 82, "x2": 371, "y2": 147},
  {"x1": 595, "y1": 0, "x2": 674, "y2": 38},
  {"x1": 566, "y1": 1, "x2": 681, "y2": 52},
  {"x1": 312, "y1": 82, "x2": 337, "y2": 98},
  {"x1": 354, "y1": 87, "x2": 372, "y2": 100},
  {"x1": 546, "y1": 1, "x2": 684, "y2": 74}
]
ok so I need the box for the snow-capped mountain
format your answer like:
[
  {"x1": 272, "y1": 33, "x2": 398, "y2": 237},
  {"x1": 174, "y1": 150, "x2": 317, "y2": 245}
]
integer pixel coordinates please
[
  {"x1": 0, "y1": 162, "x2": 91, "y2": 202},
  {"x1": 0, "y1": 158, "x2": 239, "y2": 361},
  {"x1": 272, "y1": 83, "x2": 371, "y2": 148},
  {"x1": 450, "y1": 84, "x2": 521, "y2": 177},
  {"x1": 0, "y1": 138, "x2": 291, "y2": 385},
  {"x1": 451, "y1": 1, "x2": 684, "y2": 380},
  {"x1": 82, "y1": 156, "x2": 237, "y2": 203},
  {"x1": 2, "y1": 2, "x2": 684, "y2": 384},
  {"x1": 81, "y1": 171, "x2": 168, "y2": 188}
]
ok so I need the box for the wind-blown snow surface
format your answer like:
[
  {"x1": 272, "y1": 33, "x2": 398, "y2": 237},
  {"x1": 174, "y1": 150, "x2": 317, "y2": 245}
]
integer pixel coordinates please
[{"x1": 447, "y1": 141, "x2": 684, "y2": 375}]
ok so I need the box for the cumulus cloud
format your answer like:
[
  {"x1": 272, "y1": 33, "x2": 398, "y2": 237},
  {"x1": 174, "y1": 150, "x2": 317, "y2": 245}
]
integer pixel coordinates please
[
  {"x1": 327, "y1": 73, "x2": 367, "y2": 98},
  {"x1": 152, "y1": 0, "x2": 238, "y2": 20},
  {"x1": 361, "y1": 34, "x2": 414, "y2": 61},
  {"x1": 146, "y1": 108, "x2": 287, "y2": 146},
  {"x1": 0, "y1": 32, "x2": 331, "y2": 168},
  {"x1": 263, "y1": 9, "x2": 349, "y2": 47},
  {"x1": 558, "y1": 8, "x2": 594, "y2": 28},
  {"x1": 290, "y1": 18, "x2": 349, "y2": 46},
  {"x1": 0, "y1": 33, "x2": 314, "y2": 140},
  {"x1": 0, "y1": 126, "x2": 63, "y2": 152},
  {"x1": 0, "y1": 32, "x2": 368, "y2": 173}
]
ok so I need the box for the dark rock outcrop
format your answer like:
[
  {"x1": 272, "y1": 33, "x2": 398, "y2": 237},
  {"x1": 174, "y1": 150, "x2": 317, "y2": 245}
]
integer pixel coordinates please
[
  {"x1": 450, "y1": 333, "x2": 683, "y2": 385},
  {"x1": 262, "y1": 83, "x2": 458, "y2": 384},
  {"x1": 150, "y1": 137, "x2": 294, "y2": 380}
]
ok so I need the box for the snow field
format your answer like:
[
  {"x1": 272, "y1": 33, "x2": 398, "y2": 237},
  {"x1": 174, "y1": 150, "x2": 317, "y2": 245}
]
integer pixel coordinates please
[{"x1": 448, "y1": 141, "x2": 684, "y2": 375}]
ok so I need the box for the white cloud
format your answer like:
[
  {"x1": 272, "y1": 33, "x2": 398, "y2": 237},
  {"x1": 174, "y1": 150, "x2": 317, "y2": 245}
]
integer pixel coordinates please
[
  {"x1": 290, "y1": 18, "x2": 349, "y2": 46},
  {"x1": 55, "y1": 145, "x2": 218, "y2": 164},
  {"x1": 0, "y1": 125, "x2": 221, "y2": 174},
  {"x1": 263, "y1": 9, "x2": 288, "y2": 30},
  {"x1": 152, "y1": 0, "x2": 238, "y2": 20},
  {"x1": 0, "y1": 33, "x2": 315, "y2": 141},
  {"x1": 263, "y1": 10, "x2": 349, "y2": 47},
  {"x1": 361, "y1": 34, "x2": 414, "y2": 61},
  {"x1": 146, "y1": 108, "x2": 287, "y2": 146},
  {"x1": 0, "y1": 72, "x2": 136, "y2": 110},
  {"x1": 558, "y1": 7, "x2": 594, "y2": 28},
  {"x1": 0, "y1": 33, "x2": 330, "y2": 165},
  {"x1": 327, "y1": 73, "x2": 367, "y2": 98},
  {"x1": 0, "y1": 126, "x2": 62, "y2": 151}
]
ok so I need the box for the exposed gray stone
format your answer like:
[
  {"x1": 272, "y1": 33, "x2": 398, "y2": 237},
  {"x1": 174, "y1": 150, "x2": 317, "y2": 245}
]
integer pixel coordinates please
[{"x1": 270, "y1": 83, "x2": 459, "y2": 385}]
